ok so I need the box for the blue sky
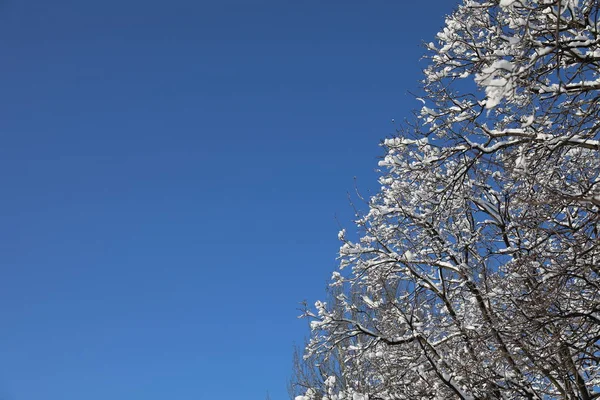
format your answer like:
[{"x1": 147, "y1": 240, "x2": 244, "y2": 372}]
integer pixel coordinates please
[{"x1": 0, "y1": 1, "x2": 455, "y2": 399}]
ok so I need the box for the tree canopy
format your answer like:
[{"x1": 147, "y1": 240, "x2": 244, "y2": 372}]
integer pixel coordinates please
[{"x1": 292, "y1": 0, "x2": 600, "y2": 399}]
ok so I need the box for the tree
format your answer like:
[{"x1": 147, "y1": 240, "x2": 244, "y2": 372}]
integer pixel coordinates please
[{"x1": 292, "y1": 0, "x2": 600, "y2": 399}]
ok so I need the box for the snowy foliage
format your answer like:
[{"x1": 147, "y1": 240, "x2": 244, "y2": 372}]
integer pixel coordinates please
[{"x1": 291, "y1": 1, "x2": 600, "y2": 399}]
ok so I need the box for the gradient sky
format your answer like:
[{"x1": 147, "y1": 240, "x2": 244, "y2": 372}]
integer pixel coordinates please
[{"x1": 0, "y1": 1, "x2": 456, "y2": 399}]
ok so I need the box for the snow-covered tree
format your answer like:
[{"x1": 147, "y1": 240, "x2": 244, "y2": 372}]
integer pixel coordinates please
[{"x1": 292, "y1": 0, "x2": 600, "y2": 399}]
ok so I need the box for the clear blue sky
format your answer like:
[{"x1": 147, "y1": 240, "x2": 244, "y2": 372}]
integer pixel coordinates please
[{"x1": 0, "y1": 1, "x2": 455, "y2": 399}]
